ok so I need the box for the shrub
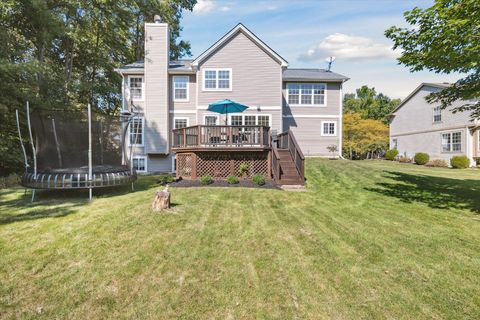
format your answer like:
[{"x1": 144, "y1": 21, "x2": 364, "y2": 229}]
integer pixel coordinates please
[
  {"x1": 239, "y1": 163, "x2": 249, "y2": 177},
  {"x1": 385, "y1": 149, "x2": 398, "y2": 161},
  {"x1": 0, "y1": 173, "x2": 20, "y2": 189},
  {"x1": 252, "y1": 174, "x2": 265, "y2": 186},
  {"x1": 158, "y1": 174, "x2": 175, "y2": 185},
  {"x1": 398, "y1": 156, "x2": 412, "y2": 163},
  {"x1": 200, "y1": 175, "x2": 214, "y2": 185},
  {"x1": 414, "y1": 152, "x2": 430, "y2": 165},
  {"x1": 450, "y1": 155, "x2": 470, "y2": 169},
  {"x1": 426, "y1": 159, "x2": 449, "y2": 167},
  {"x1": 227, "y1": 175, "x2": 239, "y2": 184}
]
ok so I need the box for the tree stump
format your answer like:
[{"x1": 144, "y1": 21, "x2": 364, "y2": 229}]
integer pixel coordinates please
[{"x1": 152, "y1": 185, "x2": 170, "y2": 212}]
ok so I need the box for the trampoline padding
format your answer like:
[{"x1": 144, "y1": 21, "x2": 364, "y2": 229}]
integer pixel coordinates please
[{"x1": 21, "y1": 165, "x2": 137, "y2": 189}]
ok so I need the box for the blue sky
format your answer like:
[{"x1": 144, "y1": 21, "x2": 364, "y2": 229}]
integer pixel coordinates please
[{"x1": 179, "y1": 0, "x2": 460, "y2": 99}]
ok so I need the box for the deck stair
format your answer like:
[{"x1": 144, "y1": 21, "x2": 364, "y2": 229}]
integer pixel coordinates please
[{"x1": 272, "y1": 130, "x2": 305, "y2": 185}]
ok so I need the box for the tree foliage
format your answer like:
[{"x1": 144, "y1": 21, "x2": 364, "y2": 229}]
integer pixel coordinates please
[
  {"x1": 385, "y1": 0, "x2": 480, "y2": 117},
  {"x1": 0, "y1": 0, "x2": 196, "y2": 175},
  {"x1": 343, "y1": 113, "x2": 389, "y2": 160},
  {"x1": 344, "y1": 86, "x2": 400, "y2": 124}
]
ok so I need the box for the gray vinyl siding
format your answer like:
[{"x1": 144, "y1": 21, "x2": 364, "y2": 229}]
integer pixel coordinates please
[
  {"x1": 147, "y1": 154, "x2": 174, "y2": 173},
  {"x1": 391, "y1": 128, "x2": 468, "y2": 162},
  {"x1": 144, "y1": 23, "x2": 169, "y2": 154},
  {"x1": 169, "y1": 74, "x2": 197, "y2": 112},
  {"x1": 390, "y1": 84, "x2": 477, "y2": 165},
  {"x1": 282, "y1": 82, "x2": 341, "y2": 117},
  {"x1": 283, "y1": 117, "x2": 341, "y2": 157},
  {"x1": 197, "y1": 31, "x2": 283, "y2": 108},
  {"x1": 390, "y1": 85, "x2": 473, "y2": 135}
]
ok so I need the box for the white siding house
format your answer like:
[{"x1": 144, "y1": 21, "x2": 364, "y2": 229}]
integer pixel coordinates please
[{"x1": 390, "y1": 83, "x2": 480, "y2": 166}]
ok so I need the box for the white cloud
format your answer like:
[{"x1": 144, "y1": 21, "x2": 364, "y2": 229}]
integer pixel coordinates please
[
  {"x1": 194, "y1": 0, "x2": 215, "y2": 14},
  {"x1": 193, "y1": 0, "x2": 232, "y2": 14},
  {"x1": 299, "y1": 33, "x2": 400, "y2": 62}
]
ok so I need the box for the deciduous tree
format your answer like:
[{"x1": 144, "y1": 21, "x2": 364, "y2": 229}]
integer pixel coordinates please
[{"x1": 385, "y1": 0, "x2": 480, "y2": 117}]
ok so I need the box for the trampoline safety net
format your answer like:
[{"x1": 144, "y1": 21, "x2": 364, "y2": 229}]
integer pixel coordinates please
[{"x1": 21, "y1": 108, "x2": 137, "y2": 189}]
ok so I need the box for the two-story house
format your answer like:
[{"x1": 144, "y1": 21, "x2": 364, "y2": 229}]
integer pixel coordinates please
[
  {"x1": 117, "y1": 18, "x2": 348, "y2": 183},
  {"x1": 390, "y1": 83, "x2": 479, "y2": 166}
]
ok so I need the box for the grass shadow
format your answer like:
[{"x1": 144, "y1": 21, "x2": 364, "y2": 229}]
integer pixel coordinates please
[
  {"x1": 366, "y1": 171, "x2": 480, "y2": 213},
  {"x1": 0, "y1": 176, "x2": 162, "y2": 225}
]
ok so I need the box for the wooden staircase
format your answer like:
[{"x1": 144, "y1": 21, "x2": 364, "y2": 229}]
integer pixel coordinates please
[{"x1": 272, "y1": 130, "x2": 305, "y2": 185}]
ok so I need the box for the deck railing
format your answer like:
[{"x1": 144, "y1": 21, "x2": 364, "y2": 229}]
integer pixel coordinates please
[
  {"x1": 172, "y1": 125, "x2": 271, "y2": 149},
  {"x1": 277, "y1": 130, "x2": 305, "y2": 181}
]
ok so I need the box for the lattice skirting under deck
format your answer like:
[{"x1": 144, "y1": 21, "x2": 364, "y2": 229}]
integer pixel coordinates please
[{"x1": 176, "y1": 151, "x2": 271, "y2": 179}]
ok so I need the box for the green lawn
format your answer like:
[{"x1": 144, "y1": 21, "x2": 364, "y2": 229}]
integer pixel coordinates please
[{"x1": 1, "y1": 160, "x2": 480, "y2": 319}]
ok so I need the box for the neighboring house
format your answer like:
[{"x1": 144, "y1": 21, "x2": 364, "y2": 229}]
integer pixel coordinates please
[
  {"x1": 116, "y1": 18, "x2": 348, "y2": 181},
  {"x1": 389, "y1": 83, "x2": 479, "y2": 166}
]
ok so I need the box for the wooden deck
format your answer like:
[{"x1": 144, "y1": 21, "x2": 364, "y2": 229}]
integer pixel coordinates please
[
  {"x1": 172, "y1": 125, "x2": 304, "y2": 185},
  {"x1": 172, "y1": 125, "x2": 271, "y2": 151}
]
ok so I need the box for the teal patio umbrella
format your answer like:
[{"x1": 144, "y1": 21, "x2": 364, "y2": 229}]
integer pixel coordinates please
[{"x1": 207, "y1": 99, "x2": 249, "y2": 125}]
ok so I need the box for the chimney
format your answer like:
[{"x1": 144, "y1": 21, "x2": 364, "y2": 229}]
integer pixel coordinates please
[
  {"x1": 154, "y1": 15, "x2": 162, "y2": 24},
  {"x1": 144, "y1": 17, "x2": 170, "y2": 153}
]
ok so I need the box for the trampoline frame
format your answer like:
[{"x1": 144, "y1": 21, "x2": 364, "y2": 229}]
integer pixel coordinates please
[{"x1": 16, "y1": 102, "x2": 141, "y2": 201}]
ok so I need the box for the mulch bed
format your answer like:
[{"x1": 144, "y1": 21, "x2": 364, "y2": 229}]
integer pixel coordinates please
[{"x1": 169, "y1": 179, "x2": 279, "y2": 189}]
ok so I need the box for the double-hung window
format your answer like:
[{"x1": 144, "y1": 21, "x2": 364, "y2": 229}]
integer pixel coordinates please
[
  {"x1": 203, "y1": 69, "x2": 231, "y2": 90},
  {"x1": 229, "y1": 115, "x2": 271, "y2": 127},
  {"x1": 129, "y1": 117, "x2": 144, "y2": 146},
  {"x1": 321, "y1": 121, "x2": 336, "y2": 136},
  {"x1": 174, "y1": 118, "x2": 188, "y2": 129},
  {"x1": 132, "y1": 156, "x2": 146, "y2": 172},
  {"x1": 173, "y1": 76, "x2": 189, "y2": 101},
  {"x1": 433, "y1": 106, "x2": 442, "y2": 123},
  {"x1": 129, "y1": 76, "x2": 144, "y2": 101},
  {"x1": 204, "y1": 115, "x2": 218, "y2": 126},
  {"x1": 442, "y1": 132, "x2": 461, "y2": 152},
  {"x1": 287, "y1": 83, "x2": 326, "y2": 106}
]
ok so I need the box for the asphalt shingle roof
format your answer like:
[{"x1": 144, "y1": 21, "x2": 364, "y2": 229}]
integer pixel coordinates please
[{"x1": 282, "y1": 69, "x2": 349, "y2": 82}]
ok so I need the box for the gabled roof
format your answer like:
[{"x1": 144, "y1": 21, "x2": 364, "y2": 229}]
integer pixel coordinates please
[
  {"x1": 390, "y1": 82, "x2": 450, "y2": 116},
  {"x1": 191, "y1": 23, "x2": 288, "y2": 67},
  {"x1": 283, "y1": 69, "x2": 349, "y2": 82}
]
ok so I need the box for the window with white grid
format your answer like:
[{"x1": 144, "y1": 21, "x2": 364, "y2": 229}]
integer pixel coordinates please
[
  {"x1": 442, "y1": 132, "x2": 461, "y2": 152},
  {"x1": 129, "y1": 76, "x2": 143, "y2": 100},
  {"x1": 287, "y1": 83, "x2": 326, "y2": 106},
  {"x1": 129, "y1": 117, "x2": 144, "y2": 145},
  {"x1": 321, "y1": 121, "x2": 336, "y2": 136},
  {"x1": 173, "y1": 76, "x2": 189, "y2": 101},
  {"x1": 203, "y1": 69, "x2": 231, "y2": 90}
]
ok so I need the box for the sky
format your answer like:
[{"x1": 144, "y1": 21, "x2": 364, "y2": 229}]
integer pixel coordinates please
[{"x1": 178, "y1": 0, "x2": 461, "y2": 99}]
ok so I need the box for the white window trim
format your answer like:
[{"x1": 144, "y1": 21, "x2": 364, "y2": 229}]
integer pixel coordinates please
[
  {"x1": 203, "y1": 114, "x2": 219, "y2": 125},
  {"x1": 321, "y1": 121, "x2": 337, "y2": 136},
  {"x1": 171, "y1": 155, "x2": 176, "y2": 173},
  {"x1": 127, "y1": 116, "x2": 145, "y2": 147},
  {"x1": 433, "y1": 106, "x2": 442, "y2": 123},
  {"x1": 441, "y1": 131, "x2": 462, "y2": 153},
  {"x1": 227, "y1": 114, "x2": 272, "y2": 127},
  {"x1": 132, "y1": 156, "x2": 147, "y2": 173},
  {"x1": 202, "y1": 68, "x2": 233, "y2": 92},
  {"x1": 286, "y1": 83, "x2": 327, "y2": 107},
  {"x1": 173, "y1": 117, "x2": 190, "y2": 129},
  {"x1": 128, "y1": 75, "x2": 145, "y2": 102},
  {"x1": 172, "y1": 75, "x2": 190, "y2": 102}
]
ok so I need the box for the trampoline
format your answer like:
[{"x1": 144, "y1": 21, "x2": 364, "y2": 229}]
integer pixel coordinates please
[{"x1": 16, "y1": 103, "x2": 139, "y2": 200}]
